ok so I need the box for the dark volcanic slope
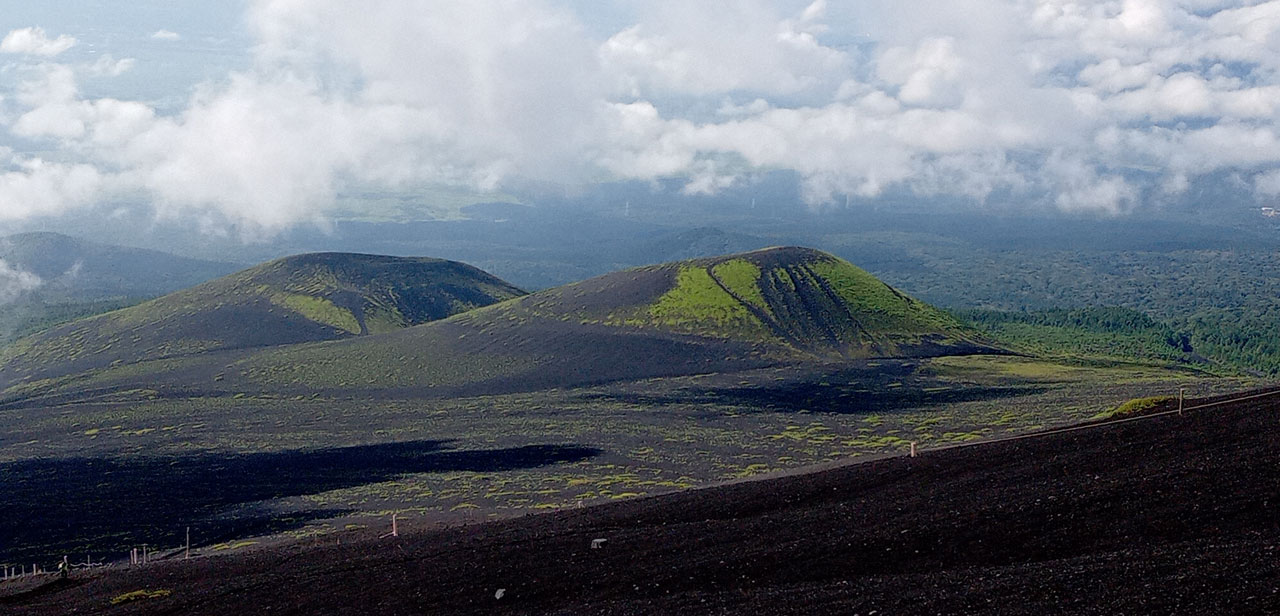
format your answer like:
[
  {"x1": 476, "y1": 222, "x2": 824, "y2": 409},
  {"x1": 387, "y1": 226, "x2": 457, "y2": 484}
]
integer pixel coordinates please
[
  {"x1": 211, "y1": 247, "x2": 996, "y2": 398},
  {"x1": 0, "y1": 253, "x2": 524, "y2": 391},
  {"x1": 6, "y1": 390, "x2": 1278, "y2": 615}
]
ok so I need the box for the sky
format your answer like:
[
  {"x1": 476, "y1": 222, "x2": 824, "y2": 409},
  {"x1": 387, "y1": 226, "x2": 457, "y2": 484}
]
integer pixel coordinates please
[{"x1": 2, "y1": 0, "x2": 1280, "y2": 237}]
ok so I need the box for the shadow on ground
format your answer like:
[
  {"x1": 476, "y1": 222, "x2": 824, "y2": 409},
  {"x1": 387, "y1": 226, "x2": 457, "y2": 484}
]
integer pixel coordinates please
[
  {"x1": 692, "y1": 382, "x2": 1049, "y2": 414},
  {"x1": 584, "y1": 364, "x2": 1047, "y2": 414},
  {"x1": 0, "y1": 440, "x2": 599, "y2": 565}
]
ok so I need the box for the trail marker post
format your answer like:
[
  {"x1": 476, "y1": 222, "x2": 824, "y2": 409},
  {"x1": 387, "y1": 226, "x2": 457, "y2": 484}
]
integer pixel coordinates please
[
  {"x1": 1178, "y1": 388, "x2": 1185, "y2": 415},
  {"x1": 380, "y1": 513, "x2": 399, "y2": 539},
  {"x1": 909, "y1": 442, "x2": 917, "y2": 458}
]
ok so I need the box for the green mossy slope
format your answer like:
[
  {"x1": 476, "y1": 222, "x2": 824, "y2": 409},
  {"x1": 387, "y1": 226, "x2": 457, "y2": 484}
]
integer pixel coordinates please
[
  {"x1": 616, "y1": 247, "x2": 985, "y2": 358},
  {"x1": 2, "y1": 247, "x2": 998, "y2": 401},
  {"x1": 216, "y1": 247, "x2": 999, "y2": 396},
  {"x1": 0, "y1": 253, "x2": 524, "y2": 389}
]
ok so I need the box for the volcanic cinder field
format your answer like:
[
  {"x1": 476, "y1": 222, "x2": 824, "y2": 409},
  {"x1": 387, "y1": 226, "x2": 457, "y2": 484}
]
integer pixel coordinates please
[
  {"x1": 0, "y1": 246, "x2": 1268, "y2": 616},
  {"x1": 0, "y1": 248, "x2": 1249, "y2": 573},
  {"x1": 3, "y1": 389, "x2": 1278, "y2": 614}
]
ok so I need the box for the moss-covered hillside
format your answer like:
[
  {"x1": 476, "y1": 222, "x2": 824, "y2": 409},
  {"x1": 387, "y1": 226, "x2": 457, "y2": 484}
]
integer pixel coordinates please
[
  {"x1": 0, "y1": 253, "x2": 524, "y2": 389},
  {"x1": 499, "y1": 246, "x2": 987, "y2": 358},
  {"x1": 209, "y1": 248, "x2": 1000, "y2": 398},
  {"x1": 0, "y1": 247, "x2": 999, "y2": 402}
]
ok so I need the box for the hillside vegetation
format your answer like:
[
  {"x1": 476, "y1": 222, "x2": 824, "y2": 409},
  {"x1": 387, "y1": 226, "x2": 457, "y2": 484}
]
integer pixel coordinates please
[
  {"x1": 821, "y1": 231, "x2": 1280, "y2": 375},
  {"x1": 0, "y1": 253, "x2": 524, "y2": 390},
  {"x1": 107, "y1": 247, "x2": 997, "y2": 399},
  {"x1": 955, "y1": 307, "x2": 1198, "y2": 366},
  {"x1": 0, "y1": 247, "x2": 999, "y2": 402},
  {"x1": 627, "y1": 248, "x2": 973, "y2": 354}
]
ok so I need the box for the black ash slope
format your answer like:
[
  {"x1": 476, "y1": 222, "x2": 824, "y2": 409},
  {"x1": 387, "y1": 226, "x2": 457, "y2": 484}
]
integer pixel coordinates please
[{"x1": 6, "y1": 389, "x2": 1280, "y2": 614}]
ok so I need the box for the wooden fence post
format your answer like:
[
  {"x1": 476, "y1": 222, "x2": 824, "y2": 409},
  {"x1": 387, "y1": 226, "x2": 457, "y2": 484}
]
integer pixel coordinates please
[
  {"x1": 910, "y1": 442, "x2": 917, "y2": 457},
  {"x1": 380, "y1": 513, "x2": 401, "y2": 539}
]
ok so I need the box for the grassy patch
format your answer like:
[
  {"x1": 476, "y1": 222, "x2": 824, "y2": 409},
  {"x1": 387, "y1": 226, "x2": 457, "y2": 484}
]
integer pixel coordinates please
[
  {"x1": 711, "y1": 259, "x2": 770, "y2": 314},
  {"x1": 1093, "y1": 395, "x2": 1175, "y2": 420},
  {"x1": 110, "y1": 589, "x2": 171, "y2": 605},
  {"x1": 273, "y1": 293, "x2": 361, "y2": 334},
  {"x1": 808, "y1": 257, "x2": 964, "y2": 333},
  {"x1": 211, "y1": 540, "x2": 259, "y2": 551},
  {"x1": 649, "y1": 265, "x2": 767, "y2": 336}
]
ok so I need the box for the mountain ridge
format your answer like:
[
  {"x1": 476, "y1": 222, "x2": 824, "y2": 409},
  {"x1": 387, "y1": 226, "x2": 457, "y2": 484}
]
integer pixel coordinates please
[
  {"x1": 193, "y1": 246, "x2": 998, "y2": 399},
  {"x1": 0, "y1": 252, "x2": 525, "y2": 390},
  {"x1": 0, "y1": 246, "x2": 998, "y2": 401},
  {"x1": 0, "y1": 232, "x2": 238, "y2": 302}
]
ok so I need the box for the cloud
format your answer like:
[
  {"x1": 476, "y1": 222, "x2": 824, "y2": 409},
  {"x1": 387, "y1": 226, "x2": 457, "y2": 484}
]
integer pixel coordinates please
[
  {"x1": 2, "y1": 1, "x2": 1280, "y2": 233},
  {"x1": 878, "y1": 37, "x2": 967, "y2": 108},
  {"x1": 1256, "y1": 168, "x2": 1280, "y2": 197},
  {"x1": 0, "y1": 27, "x2": 76, "y2": 57},
  {"x1": 0, "y1": 159, "x2": 110, "y2": 221},
  {"x1": 151, "y1": 30, "x2": 182, "y2": 41},
  {"x1": 599, "y1": 1, "x2": 847, "y2": 99},
  {"x1": 0, "y1": 259, "x2": 42, "y2": 305},
  {"x1": 86, "y1": 55, "x2": 136, "y2": 77},
  {"x1": 1046, "y1": 153, "x2": 1139, "y2": 215}
]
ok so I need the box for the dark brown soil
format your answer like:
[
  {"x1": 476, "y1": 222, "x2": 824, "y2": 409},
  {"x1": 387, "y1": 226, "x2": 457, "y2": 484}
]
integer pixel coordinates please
[{"x1": 6, "y1": 390, "x2": 1280, "y2": 615}]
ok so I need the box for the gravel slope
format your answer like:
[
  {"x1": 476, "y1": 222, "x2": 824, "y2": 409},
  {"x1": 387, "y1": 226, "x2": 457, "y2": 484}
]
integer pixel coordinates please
[{"x1": 5, "y1": 390, "x2": 1279, "y2": 615}]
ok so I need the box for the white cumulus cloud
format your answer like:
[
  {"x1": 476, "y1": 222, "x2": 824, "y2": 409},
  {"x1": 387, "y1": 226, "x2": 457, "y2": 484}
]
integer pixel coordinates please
[
  {"x1": 0, "y1": 27, "x2": 76, "y2": 57},
  {"x1": 1, "y1": 1, "x2": 1280, "y2": 231}
]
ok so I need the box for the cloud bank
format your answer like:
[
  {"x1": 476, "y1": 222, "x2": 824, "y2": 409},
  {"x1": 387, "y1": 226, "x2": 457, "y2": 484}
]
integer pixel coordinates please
[
  {"x1": 0, "y1": 259, "x2": 41, "y2": 305},
  {"x1": 2, "y1": 0, "x2": 1280, "y2": 233}
]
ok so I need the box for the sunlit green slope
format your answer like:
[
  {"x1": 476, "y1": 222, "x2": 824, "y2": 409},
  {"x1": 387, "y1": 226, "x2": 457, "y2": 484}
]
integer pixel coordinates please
[{"x1": 0, "y1": 253, "x2": 525, "y2": 389}]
